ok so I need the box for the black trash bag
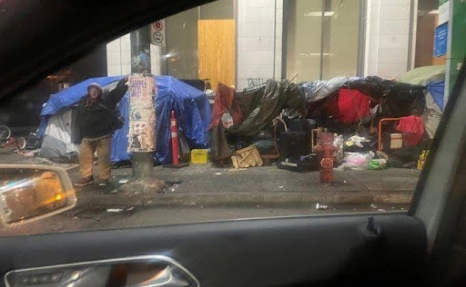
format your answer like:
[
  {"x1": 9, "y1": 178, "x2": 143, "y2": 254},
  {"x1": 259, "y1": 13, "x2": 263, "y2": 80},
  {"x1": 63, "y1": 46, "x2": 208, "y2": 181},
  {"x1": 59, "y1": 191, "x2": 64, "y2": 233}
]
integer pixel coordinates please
[
  {"x1": 348, "y1": 76, "x2": 426, "y2": 117},
  {"x1": 387, "y1": 146, "x2": 423, "y2": 169},
  {"x1": 235, "y1": 87, "x2": 264, "y2": 119},
  {"x1": 178, "y1": 132, "x2": 191, "y2": 162},
  {"x1": 228, "y1": 80, "x2": 307, "y2": 137}
]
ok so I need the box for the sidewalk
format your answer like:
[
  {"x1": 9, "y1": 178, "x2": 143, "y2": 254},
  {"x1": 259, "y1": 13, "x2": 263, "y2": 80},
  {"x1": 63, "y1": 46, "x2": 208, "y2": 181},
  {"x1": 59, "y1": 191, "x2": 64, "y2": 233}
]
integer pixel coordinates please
[
  {"x1": 74, "y1": 164, "x2": 420, "y2": 208},
  {"x1": 0, "y1": 147, "x2": 419, "y2": 207}
]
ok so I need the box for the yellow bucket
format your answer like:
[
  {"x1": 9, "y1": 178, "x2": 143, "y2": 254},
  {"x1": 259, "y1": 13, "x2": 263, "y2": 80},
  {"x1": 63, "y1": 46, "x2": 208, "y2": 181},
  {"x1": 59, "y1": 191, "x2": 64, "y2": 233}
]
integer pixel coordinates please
[{"x1": 191, "y1": 149, "x2": 209, "y2": 164}]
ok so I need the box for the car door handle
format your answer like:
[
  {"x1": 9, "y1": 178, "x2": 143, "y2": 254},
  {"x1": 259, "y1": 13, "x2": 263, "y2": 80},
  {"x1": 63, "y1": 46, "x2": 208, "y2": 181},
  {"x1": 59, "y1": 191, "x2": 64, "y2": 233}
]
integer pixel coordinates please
[
  {"x1": 128, "y1": 266, "x2": 190, "y2": 287},
  {"x1": 5, "y1": 255, "x2": 200, "y2": 287}
]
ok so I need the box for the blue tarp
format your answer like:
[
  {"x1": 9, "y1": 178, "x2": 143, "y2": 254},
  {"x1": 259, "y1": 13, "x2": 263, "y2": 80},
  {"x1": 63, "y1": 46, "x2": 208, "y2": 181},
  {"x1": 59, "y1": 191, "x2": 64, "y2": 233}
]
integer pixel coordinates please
[
  {"x1": 38, "y1": 76, "x2": 124, "y2": 136},
  {"x1": 426, "y1": 80, "x2": 445, "y2": 111},
  {"x1": 112, "y1": 76, "x2": 211, "y2": 163},
  {"x1": 39, "y1": 76, "x2": 211, "y2": 164}
]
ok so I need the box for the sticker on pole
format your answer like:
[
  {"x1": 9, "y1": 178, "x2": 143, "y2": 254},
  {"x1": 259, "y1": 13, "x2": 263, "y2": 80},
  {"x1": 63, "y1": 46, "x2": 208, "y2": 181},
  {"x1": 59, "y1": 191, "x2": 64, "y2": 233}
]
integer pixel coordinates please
[
  {"x1": 128, "y1": 76, "x2": 156, "y2": 153},
  {"x1": 151, "y1": 20, "x2": 165, "y2": 46}
]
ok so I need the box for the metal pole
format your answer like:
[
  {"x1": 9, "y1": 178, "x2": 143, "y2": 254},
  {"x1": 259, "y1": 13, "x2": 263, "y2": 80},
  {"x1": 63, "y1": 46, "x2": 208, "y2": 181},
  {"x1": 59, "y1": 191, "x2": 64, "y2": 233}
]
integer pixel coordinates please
[
  {"x1": 130, "y1": 26, "x2": 154, "y2": 179},
  {"x1": 356, "y1": 0, "x2": 367, "y2": 77}
]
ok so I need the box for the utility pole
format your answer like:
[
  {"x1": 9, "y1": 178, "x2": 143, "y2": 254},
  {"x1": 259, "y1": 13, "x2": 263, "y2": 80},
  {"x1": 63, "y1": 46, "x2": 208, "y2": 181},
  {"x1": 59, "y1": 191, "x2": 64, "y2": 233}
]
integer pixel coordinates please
[{"x1": 130, "y1": 26, "x2": 154, "y2": 179}]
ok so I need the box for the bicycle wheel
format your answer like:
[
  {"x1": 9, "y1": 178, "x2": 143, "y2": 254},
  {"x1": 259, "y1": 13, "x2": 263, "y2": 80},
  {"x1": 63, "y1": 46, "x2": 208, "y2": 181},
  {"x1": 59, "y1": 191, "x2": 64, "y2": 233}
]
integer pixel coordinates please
[
  {"x1": 16, "y1": 137, "x2": 27, "y2": 150},
  {"x1": 0, "y1": 125, "x2": 11, "y2": 141}
]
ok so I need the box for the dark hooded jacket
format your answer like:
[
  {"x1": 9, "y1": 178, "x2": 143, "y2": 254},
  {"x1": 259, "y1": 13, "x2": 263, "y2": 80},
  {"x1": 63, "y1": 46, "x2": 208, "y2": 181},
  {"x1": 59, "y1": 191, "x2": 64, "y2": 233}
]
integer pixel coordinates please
[{"x1": 75, "y1": 78, "x2": 128, "y2": 140}]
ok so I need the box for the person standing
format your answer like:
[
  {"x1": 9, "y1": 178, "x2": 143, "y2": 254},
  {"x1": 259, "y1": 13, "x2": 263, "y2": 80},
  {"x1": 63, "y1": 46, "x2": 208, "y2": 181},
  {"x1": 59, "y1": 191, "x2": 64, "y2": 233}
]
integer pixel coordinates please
[{"x1": 75, "y1": 77, "x2": 128, "y2": 187}]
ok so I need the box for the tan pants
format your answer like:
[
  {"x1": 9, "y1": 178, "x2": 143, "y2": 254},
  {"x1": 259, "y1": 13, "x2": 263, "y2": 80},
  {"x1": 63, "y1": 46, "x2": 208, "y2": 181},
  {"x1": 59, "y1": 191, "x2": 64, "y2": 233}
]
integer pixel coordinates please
[{"x1": 79, "y1": 137, "x2": 112, "y2": 180}]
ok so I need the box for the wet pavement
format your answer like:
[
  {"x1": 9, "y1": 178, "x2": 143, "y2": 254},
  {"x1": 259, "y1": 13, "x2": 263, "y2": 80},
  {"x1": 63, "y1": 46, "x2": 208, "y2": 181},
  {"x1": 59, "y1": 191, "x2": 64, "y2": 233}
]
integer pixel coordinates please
[{"x1": 0, "y1": 148, "x2": 419, "y2": 236}]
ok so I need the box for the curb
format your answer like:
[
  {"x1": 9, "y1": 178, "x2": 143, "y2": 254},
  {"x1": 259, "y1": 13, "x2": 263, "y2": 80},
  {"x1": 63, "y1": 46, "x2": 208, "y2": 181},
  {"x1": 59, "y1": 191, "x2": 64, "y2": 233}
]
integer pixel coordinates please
[
  {"x1": 76, "y1": 190, "x2": 414, "y2": 208},
  {"x1": 144, "y1": 191, "x2": 414, "y2": 207}
]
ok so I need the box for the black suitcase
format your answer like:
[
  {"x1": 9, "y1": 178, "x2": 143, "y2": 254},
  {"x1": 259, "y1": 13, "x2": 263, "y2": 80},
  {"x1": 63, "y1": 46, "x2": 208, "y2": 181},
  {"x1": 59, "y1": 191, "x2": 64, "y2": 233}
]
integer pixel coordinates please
[{"x1": 279, "y1": 131, "x2": 311, "y2": 158}]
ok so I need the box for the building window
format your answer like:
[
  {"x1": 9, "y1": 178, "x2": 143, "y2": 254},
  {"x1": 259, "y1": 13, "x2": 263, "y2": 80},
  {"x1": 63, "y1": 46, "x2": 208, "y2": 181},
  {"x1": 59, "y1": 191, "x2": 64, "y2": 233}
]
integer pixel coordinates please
[{"x1": 285, "y1": 0, "x2": 362, "y2": 82}]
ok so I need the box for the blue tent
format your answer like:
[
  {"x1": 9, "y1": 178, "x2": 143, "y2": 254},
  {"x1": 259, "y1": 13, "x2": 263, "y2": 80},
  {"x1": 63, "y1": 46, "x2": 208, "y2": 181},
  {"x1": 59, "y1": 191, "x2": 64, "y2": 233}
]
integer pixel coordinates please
[
  {"x1": 426, "y1": 80, "x2": 445, "y2": 111},
  {"x1": 38, "y1": 76, "x2": 125, "y2": 136},
  {"x1": 39, "y1": 76, "x2": 211, "y2": 164}
]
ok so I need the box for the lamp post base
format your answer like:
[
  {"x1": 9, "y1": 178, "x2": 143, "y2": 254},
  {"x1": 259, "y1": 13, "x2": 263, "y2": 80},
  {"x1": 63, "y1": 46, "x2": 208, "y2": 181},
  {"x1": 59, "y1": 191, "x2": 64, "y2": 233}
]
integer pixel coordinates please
[{"x1": 131, "y1": 152, "x2": 153, "y2": 179}]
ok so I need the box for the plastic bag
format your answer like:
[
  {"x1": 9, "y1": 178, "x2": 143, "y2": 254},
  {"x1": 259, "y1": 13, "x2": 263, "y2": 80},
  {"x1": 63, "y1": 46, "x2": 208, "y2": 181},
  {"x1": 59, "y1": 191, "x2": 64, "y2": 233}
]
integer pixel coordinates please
[
  {"x1": 333, "y1": 134, "x2": 344, "y2": 162},
  {"x1": 338, "y1": 152, "x2": 373, "y2": 170},
  {"x1": 221, "y1": 112, "x2": 234, "y2": 129},
  {"x1": 301, "y1": 77, "x2": 351, "y2": 103},
  {"x1": 368, "y1": 159, "x2": 387, "y2": 170}
]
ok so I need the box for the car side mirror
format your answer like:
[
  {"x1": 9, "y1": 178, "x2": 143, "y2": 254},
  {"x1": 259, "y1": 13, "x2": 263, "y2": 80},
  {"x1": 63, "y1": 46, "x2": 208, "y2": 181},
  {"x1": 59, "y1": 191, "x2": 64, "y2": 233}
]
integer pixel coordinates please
[{"x1": 0, "y1": 164, "x2": 77, "y2": 226}]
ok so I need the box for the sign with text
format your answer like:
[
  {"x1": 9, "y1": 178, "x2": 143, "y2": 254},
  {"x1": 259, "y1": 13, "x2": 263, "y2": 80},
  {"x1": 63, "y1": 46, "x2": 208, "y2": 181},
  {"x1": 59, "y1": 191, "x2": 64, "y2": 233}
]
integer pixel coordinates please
[
  {"x1": 434, "y1": 22, "x2": 449, "y2": 57},
  {"x1": 150, "y1": 20, "x2": 165, "y2": 47},
  {"x1": 128, "y1": 76, "x2": 156, "y2": 152}
]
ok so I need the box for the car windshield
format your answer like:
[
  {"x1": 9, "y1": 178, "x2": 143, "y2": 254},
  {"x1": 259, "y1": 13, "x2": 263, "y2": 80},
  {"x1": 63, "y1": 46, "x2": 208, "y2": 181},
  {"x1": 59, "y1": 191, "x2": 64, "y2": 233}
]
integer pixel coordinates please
[{"x1": 0, "y1": 0, "x2": 460, "y2": 236}]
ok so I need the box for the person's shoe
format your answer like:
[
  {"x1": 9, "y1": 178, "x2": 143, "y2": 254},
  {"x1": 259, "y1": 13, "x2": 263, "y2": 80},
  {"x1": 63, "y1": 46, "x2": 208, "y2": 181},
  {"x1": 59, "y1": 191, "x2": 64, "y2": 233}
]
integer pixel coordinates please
[
  {"x1": 99, "y1": 179, "x2": 109, "y2": 187},
  {"x1": 75, "y1": 176, "x2": 94, "y2": 187}
]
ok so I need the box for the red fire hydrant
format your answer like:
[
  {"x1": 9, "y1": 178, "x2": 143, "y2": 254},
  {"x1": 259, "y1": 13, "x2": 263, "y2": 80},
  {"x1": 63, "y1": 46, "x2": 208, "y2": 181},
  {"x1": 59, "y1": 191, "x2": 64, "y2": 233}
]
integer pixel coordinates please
[{"x1": 314, "y1": 133, "x2": 335, "y2": 184}]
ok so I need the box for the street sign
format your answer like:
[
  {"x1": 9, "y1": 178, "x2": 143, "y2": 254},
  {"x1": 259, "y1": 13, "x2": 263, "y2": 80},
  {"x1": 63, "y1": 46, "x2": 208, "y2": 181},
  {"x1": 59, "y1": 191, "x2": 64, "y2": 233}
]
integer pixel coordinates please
[
  {"x1": 434, "y1": 23, "x2": 448, "y2": 57},
  {"x1": 151, "y1": 20, "x2": 165, "y2": 47}
]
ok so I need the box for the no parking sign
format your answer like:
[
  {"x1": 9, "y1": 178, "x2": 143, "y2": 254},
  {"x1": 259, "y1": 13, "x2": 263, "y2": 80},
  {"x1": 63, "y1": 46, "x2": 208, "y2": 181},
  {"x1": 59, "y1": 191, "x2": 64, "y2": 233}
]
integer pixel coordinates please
[{"x1": 151, "y1": 20, "x2": 165, "y2": 47}]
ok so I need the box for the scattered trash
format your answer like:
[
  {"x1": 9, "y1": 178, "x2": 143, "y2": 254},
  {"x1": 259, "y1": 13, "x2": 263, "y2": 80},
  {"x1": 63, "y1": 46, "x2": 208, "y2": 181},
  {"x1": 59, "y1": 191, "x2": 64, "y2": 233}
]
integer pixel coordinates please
[
  {"x1": 370, "y1": 204, "x2": 377, "y2": 209},
  {"x1": 119, "y1": 179, "x2": 129, "y2": 184},
  {"x1": 337, "y1": 152, "x2": 373, "y2": 170},
  {"x1": 215, "y1": 172, "x2": 222, "y2": 175},
  {"x1": 221, "y1": 112, "x2": 234, "y2": 129},
  {"x1": 345, "y1": 135, "x2": 370, "y2": 148},
  {"x1": 106, "y1": 207, "x2": 134, "y2": 213},
  {"x1": 231, "y1": 145, "x2": 263, "y2": 169},
  {"x1": 316, "y1": 203, "x2": 328, "y2": 210},
  {"x1": 368, "y1": 159, "x2": 387, "y2": 170},
  {"x1": 107, "y1": 208, "x2": 124, "y2": 213},
  {"x1": 376, "y1": 150, "x2": 389, "y2": 160},
  {"x1": 279, "y1": 186, "x2": 284, "y2": 189},
  {"x1": 333, "y1": 134, "x2": 344, "y2": 162},
  {"x1": 343, "y1": 180, "x2": 347, "y2": 184},
  {"x1": 377, "y1": 209, "x2": 386, "y2": 212},
  {"x1": 21, "y1": 149, "x2": 40, "y2": 157}
]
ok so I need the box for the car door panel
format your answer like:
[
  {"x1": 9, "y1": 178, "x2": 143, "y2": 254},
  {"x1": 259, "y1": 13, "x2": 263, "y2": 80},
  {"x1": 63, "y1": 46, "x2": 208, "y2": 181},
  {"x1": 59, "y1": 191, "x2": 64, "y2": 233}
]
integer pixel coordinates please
[{"x1": 0, "y1": 214, "x2": 426, "y2": 287}]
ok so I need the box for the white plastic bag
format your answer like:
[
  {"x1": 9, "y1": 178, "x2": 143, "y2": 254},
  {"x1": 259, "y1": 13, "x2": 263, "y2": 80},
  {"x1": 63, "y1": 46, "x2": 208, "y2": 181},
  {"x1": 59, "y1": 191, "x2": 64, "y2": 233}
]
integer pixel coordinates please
[
  {"x1": 339, "y1": 152, "x2": 373, "y2": 170},
  {"x1": 221, "y1": 112, "x2": 234, "y2": 129}
]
